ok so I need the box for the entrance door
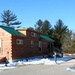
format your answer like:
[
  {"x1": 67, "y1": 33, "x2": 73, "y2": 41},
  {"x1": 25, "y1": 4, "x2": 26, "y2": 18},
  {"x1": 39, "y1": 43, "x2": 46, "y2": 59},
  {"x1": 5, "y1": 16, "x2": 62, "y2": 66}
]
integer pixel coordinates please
[{"x1": 48, "y1": 43, "x2": 54, "y2": 57}]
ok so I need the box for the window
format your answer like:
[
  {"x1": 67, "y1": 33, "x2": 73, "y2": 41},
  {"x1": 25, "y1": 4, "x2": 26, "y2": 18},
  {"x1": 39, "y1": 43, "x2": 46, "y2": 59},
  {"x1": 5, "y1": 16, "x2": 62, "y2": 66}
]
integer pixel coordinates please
[
  {"x1": 31, "y1": 40, "x2": 34, "y2": 47},
  {"x1": 38, "y1": 41, "x2": 42, "y2": 52},
  {"x1": 0, "y1": 39, "x2": 2, "y2": 53},
  {"x1": 31, "y1": 32, "x2": 37, "y2": 37},
  {"x1": 17, "y1": 39, "x2": 23, "y2": 44},
  {"x1": 39, "y1": 41, "x2": 42, "y2": 47}
]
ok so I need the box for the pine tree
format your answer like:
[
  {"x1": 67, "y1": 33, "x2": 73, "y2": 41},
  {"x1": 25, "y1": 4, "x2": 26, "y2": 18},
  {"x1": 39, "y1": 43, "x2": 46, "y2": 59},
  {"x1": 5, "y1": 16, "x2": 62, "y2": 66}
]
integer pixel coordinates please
[
  {"x1": 42, "y1": 20, "x2": 53, "y2": 37},
  {"x1": 0, "y1": 10, "x2": 21, "y2": 27},
  {"x1": 53, "y1": 19, "x2": 68, "y2": 48},
  {"x1": 35, "y1": 19, "x2": 43, "y2": 32}
]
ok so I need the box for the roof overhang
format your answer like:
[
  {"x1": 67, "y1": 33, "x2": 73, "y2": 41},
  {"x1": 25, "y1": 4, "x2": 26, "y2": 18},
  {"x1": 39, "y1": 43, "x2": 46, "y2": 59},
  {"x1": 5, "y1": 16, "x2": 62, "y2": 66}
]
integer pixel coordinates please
[{"x1": 40, "y1": 34, "x2": 54, "y2": 42}]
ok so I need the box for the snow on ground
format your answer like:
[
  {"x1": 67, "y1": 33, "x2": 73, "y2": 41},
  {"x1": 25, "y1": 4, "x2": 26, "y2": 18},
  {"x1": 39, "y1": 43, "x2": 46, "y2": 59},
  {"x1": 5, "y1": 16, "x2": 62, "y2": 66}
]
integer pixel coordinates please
[
  {"x1": 0, "y1": 56, "x2": 71, "y2": 71},
  {"x1": 66, "y1": 67, "x2": 75, "y2": 72}
]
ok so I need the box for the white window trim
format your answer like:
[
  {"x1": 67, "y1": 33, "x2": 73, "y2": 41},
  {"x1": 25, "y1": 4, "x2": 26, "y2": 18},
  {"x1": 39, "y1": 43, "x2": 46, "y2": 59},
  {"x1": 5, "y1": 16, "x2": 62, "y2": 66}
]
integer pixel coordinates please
[
  {"x1": 31, "y1": 32, "x2": 37, "y2": 37},
  {"x1": 17, "y1": 39, "x2": 23, "y2": 44},
  {"x1": 31, "y1": 40, "x2": 34, "y2": 47},
  {"x1": 39, "y1": 41, "x2": 42, "y2": 47}
]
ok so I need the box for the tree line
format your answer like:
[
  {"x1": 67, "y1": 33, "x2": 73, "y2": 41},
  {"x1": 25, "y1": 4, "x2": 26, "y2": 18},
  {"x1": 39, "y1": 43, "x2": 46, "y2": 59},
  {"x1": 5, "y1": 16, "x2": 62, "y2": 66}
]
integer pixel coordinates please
[
  {"x1": 29, "y1": 20, "x2": 75, "y2": 54},
  {"x1": 0, "y1": 10, "x2": 75, "y2": 54}
]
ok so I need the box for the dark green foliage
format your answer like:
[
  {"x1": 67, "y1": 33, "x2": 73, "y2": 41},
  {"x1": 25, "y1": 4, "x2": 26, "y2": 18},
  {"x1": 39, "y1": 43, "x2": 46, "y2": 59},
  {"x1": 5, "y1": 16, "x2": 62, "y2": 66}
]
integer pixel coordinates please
[
  {"x1": 62, "y1": 30, "x2": 72, "y2": 53},
  {"x1": 64, "y1": 32, "x2": 75, "y2": 53},
  {"x1": 35, "y1": 19, "x2": 75, "y2": 54},
  {"x1": 35, "y1": 19, "x2": 43, "y2": 32},
  {"x1": 0, "y1": 10, "x2": 21, "y2": 27},
  {"x1": 42, "y1": 20, "x2": 53, "y2": 37},
  {"x1": 70, "y1": 40, "x2": 75, "y2": 53},
  {"x1": 35, "y1": 19, "x2": 53, "y2": 38},
  {"x1": 53, "y1": 19, "x2": 68, "y2": 49}
]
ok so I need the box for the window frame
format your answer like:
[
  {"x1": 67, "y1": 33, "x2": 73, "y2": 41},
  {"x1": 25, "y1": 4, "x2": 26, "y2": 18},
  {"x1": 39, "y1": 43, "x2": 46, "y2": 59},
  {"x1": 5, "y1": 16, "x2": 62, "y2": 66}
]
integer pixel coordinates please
[
  {"x1": 31, "y1": 32, "x2": 37, "y2": 37},
  {"x1": 31, "y1": 40, "x2": 34, "y2": 47},
  {"x1": 16, "y1": 39, "x2": 23, "y2": 44}
]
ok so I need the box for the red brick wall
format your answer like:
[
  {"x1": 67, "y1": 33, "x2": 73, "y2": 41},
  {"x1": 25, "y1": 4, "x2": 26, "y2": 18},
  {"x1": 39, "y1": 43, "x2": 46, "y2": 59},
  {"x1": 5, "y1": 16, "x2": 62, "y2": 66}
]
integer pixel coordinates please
[
  {"x1": 0, "y1": 28, "x2": 12, "y2": 60},
  {"x1": 11, "y1": 35, "x2": 26, "y2": 59},
  {"x1": 0, "y1": 28, "x2": 49, "y2": 61},
  {"x1": 24, "y1": 30, "x2": 49, "y2": 57},
  {"x1": 11, "y1": 30, "x2": 49, "y2": 60}
]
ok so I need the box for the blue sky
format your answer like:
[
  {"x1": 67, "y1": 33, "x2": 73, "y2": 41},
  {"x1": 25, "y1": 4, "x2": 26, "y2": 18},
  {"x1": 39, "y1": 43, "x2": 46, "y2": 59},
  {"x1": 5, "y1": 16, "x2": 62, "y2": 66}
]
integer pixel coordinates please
[{"x1": 0, "y1": 0, "x2": 75, "y2": 31}]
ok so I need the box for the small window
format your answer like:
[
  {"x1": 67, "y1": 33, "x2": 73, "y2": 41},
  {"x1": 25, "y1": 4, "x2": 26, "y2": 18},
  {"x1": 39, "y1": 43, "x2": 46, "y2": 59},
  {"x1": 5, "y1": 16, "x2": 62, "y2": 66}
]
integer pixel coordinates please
[
  {"x1": 31, "y1": 32, "x2": 36, "y2": 37},
  {"x1": 17, "y1": 39, "x2": 23, "y2": 44},
  {"x1": 31, "y1": 40, "x2": 34, "y2": 47}
]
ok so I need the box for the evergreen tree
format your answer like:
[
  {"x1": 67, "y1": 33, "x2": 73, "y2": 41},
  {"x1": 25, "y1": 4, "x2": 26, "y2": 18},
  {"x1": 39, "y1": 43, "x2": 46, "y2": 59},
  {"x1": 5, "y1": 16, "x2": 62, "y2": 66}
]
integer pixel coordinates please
[
  {"x1": 53, "y1": 19, "x2": 68, "y2": 48},
  {"x1": 42, "y1": 20, "x2": 53, "y2": 37},
  {"x1": 35, "y1": 19, "x2": 43, "y2": 32},
  {"x1": 62, "y1": 30, "x2": 72, "y2": 53},
  {"x1": 0, "y1": 10, "x2": 21, "y2": 27},
  {"x1": 68, "y1": 32, "x2": 75, "y2": 53},
  {"x1": 35, "y1": 19, "x2": 53, "y2": 37}
]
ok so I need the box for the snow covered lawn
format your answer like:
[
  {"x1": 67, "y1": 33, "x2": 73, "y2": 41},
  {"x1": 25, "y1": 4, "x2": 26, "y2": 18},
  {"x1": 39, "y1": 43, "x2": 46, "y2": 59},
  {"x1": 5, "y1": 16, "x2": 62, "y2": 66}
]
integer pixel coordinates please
[{"x1": 0, "y1": 57, "x2": 71, "y2": 70}]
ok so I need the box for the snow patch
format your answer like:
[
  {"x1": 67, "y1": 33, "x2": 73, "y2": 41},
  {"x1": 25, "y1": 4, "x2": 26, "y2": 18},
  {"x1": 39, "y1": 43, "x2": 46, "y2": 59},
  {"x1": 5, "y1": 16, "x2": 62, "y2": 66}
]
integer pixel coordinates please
[
  {"x1": 0, "y1": 57, "x2": 71, "y2": 71},
  {"x1": 66, "y1": 67, "x2": 75, "y2": 72}
]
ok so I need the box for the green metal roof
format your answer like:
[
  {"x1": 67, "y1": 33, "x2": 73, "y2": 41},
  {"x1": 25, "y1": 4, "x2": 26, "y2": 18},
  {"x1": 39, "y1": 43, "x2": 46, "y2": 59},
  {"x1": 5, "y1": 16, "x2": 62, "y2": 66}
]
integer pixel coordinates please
[
  {"x1": 0, "y1": 26, "x2": 25, "y2": 36},
  {"x1": 40, "y1": 34, "x2": 54, "y2": 42}
]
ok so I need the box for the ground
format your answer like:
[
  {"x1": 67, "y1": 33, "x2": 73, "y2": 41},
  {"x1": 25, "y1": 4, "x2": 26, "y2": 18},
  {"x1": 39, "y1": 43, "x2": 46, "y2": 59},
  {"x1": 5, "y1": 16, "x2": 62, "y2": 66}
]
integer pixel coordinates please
[
  {"x1": 0, "y1": 59, "x2": 75, "y2": 75},
  {"x1": 0, "y1": 64, "x2": 75, "y2": 75}
]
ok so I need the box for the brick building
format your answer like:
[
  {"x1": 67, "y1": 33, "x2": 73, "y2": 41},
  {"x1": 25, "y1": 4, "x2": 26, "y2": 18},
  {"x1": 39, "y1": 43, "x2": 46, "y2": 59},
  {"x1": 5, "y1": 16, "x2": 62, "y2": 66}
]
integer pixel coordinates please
[{"x1": 0, "y1": 26, "x2": 54, "y2": 62}]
